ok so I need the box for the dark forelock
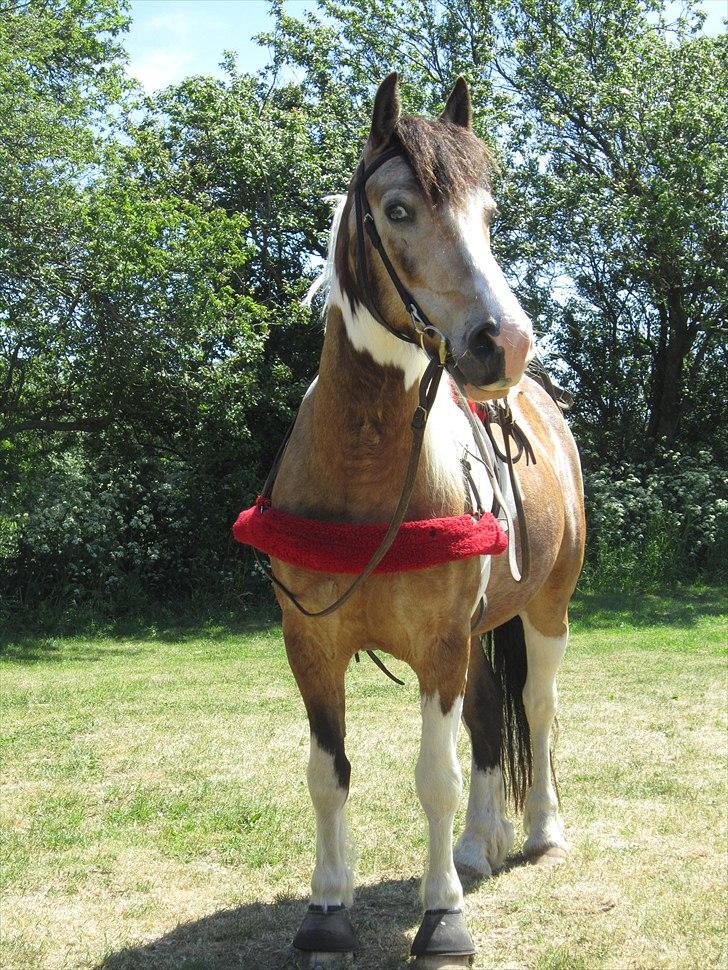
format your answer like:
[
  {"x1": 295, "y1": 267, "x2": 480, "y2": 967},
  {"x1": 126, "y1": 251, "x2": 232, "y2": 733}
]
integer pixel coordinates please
[{"x1": 390, "y1": 116, "x2": 496, "y2": 205}]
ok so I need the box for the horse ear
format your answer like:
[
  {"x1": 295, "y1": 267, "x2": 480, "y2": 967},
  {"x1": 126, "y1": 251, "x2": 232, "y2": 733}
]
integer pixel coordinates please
[
  {"x1": 441, "y1": 77, "x2": 472, "y2": 129},
  {"x1": 369, "y1": 73, "x2": 401, "y2": 150}
]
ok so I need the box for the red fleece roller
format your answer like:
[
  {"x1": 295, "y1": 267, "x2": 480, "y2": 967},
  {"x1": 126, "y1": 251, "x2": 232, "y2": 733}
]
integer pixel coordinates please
[{"x1": 233, "y1": 496, "x2": 507, "y2": 574}]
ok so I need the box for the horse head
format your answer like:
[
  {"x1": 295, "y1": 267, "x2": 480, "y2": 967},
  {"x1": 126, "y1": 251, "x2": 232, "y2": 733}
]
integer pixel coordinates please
[{"x1": 334, "y1": 73, "x2": 535, "y2": 401}]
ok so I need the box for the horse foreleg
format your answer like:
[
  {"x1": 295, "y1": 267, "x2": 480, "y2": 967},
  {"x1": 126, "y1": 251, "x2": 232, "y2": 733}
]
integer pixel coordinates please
[
  {"x1": 416, "y1": 690, "x2": 464, "y2": 911},
  {"x1": 286, "y1": 641, "x2": 355, "y2": 958},
  {"x1": 411, "y1": 658, "x2": 475, "y2": 963},
  {"x1": 306, "y1": 704, "x2": 353, "y2": 908},
  {"x1": 454, "y1": 637, "x2": 514, "y2": 876},
  {"x1": 520, "y1": 611, "x2": 568, "y2": 860}
]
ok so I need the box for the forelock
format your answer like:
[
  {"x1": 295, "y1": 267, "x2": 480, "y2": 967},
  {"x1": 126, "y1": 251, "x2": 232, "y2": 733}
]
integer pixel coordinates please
[{"x1": 390, "y1": 116, "x2": 495, "y2": 205}]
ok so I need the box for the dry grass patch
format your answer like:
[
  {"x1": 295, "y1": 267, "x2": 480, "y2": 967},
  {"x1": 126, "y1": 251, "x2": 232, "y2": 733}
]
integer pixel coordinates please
[{"x1": 1, "y1": 589, "x2": 726, "y2": 969}]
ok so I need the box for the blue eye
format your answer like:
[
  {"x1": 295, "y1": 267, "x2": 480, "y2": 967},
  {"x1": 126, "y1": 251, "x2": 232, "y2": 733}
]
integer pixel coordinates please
[{"x1": 386, "y1": 203, "x2": 409, "y2": 222}]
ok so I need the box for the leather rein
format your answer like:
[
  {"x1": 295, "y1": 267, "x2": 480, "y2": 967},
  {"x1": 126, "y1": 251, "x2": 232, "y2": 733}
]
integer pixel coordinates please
[{"x1": 256, "y1": 146, "x2": 531, "y2": 626}]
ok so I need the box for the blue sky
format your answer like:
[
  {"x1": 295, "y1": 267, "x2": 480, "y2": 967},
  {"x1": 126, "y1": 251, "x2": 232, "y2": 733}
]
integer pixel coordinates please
[
  {"x1": 125, "y1": 0, "x2": 726, "y2": 91},
  {"x1": 125, "y1": 0, "x2": 319, "y2": 90}
]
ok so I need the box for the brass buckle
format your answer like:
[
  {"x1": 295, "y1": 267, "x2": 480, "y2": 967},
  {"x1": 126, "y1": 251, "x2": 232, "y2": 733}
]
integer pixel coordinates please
[{"x1": 409, "y1": 305, "x2": 448, "y2": 365}]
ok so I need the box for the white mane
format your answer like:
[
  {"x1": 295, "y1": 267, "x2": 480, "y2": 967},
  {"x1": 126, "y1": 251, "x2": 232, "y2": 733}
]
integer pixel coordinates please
[{"x1": 303, "y1": 195, "x2": 347, "y2": 310}]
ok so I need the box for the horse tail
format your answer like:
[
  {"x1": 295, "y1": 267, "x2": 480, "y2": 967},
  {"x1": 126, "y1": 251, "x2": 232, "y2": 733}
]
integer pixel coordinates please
[{"x1": 483, "y1": 616, "x2": 532, "y2": 811}]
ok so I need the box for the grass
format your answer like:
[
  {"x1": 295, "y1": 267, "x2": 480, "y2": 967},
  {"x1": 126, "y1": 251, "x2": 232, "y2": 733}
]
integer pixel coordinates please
[{"x1": 1, "y1": 587, "x2": 726, "y2": 970}]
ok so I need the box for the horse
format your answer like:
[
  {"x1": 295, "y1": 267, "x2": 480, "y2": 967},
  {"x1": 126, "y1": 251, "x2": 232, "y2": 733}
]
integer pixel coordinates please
[{"x1": 264, "y1": 74, "x2": 585, "y2": 965}]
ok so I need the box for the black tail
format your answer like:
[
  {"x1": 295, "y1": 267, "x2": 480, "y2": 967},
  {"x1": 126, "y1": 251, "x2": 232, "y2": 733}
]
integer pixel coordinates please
[{"x1": 483, "y1": 616, "x2": 532, "y2": 811}]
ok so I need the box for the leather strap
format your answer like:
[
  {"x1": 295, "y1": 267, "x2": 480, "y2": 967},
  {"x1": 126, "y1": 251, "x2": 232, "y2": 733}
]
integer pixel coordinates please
[
  {"x1": 452, "y1": 384, "x2": 531, "y2": 584},
  {"x1": 354, "y1": 151, "x2": 450, "y2": 363},
  {"x1": 257, "y1": 355, "x2": 445, "y2": 617}
]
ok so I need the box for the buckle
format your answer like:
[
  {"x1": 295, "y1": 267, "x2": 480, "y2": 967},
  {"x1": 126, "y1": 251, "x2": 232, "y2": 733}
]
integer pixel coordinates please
[
  {"x1": 411, "y1": 405, "x2": 427, "y2": 430},
  {"x1": 409, "y1": 303, "x2": 425, "y2": 332},
  {"x1": 409, "y1": 305, "x2": 450, "y2": 364}
]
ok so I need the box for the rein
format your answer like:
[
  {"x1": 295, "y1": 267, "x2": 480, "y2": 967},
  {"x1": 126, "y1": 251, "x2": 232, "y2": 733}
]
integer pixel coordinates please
[{"x1": 255, "y1": 145, "x2": 531, "y2": 628}]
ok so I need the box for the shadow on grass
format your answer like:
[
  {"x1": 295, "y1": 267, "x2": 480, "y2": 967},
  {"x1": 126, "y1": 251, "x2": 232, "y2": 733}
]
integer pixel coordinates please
[
  {"x1": 571, "y1": 584, "x2": 727, "y2": 631},
  {"x1": 0, "y1": 604, "x2": 282, "y2": 661},
  {"x1": 0, "y1": 638, "x2": 148, "y2": 664},
  {"x1": 94, "y1": 867, "x2": 520, "y2": 970},
  {"x1": 5, "y1": 585, "x2": 724, "y2": 663},
  {"x1": 95, "y1": 879, "x2": 419, "y2": 970}
]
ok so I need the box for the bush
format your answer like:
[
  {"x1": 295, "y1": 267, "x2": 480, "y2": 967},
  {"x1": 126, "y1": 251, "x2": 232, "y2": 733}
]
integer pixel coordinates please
[
  {"x1": 1, "y1": 449, "x2": 266, "y2": 617},
  {"x1": 582, "y1": 449, "x2": 728, "y2": 591}
]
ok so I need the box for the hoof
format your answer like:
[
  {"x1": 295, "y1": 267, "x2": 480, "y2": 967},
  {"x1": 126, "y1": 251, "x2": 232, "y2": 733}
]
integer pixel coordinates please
[
  {"x1": 454, "y1": 834, "x2": 497, "y2": 878},
  {"x1": 293, "y1": 904, "x2": 357, "y2": 960},
  {"x1": 411, "y1": 909, "x2": 475, "y2": 961},
  {"x1": 525, "y1": 844, "x2": 569, "y2": 866}
]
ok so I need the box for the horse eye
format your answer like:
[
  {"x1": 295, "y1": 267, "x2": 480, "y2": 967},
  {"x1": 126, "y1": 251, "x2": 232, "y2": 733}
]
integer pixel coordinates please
[{"x1": 386, "y1": 203, "x2": 410, "y2": 222}]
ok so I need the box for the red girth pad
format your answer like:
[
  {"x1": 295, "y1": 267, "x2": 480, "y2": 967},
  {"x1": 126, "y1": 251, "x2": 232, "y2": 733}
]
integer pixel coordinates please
[{"x1": 233, "y1": 496, "x2": 507, "y2": 574}]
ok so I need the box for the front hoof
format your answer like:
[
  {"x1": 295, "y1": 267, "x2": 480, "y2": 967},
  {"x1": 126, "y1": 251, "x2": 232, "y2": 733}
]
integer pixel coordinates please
[
  {"x1": 411, "y1": 909, "x2": 475, "y2": 963},
  {"x1": 293, "y1": 904, "x2": 357, "y2": 964}
]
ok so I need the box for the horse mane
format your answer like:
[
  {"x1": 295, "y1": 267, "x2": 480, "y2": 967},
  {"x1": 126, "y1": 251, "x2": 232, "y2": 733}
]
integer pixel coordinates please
[
  {"x1": 303, "y1": 194, "x2": 347, "y2": 310},
  {"x1": 392, "y1": 116, "x2": 497, "y2": 205},
  {"x1": 304, "y1": 116, "x2": 495, "y2": 311}
]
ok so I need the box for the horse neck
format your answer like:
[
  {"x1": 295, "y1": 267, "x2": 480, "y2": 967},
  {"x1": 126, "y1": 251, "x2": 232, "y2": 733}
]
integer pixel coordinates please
[{"x1": 308, "y1": 305, "x2": 427, "y2": 518}]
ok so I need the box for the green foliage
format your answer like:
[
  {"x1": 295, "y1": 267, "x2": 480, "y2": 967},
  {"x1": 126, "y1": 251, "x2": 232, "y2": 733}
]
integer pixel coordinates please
[
  {"x1": 1, "y1": 0, "x2": 726, "y2": 614},
  {"x1": 496, "y1": 0, "x2": 728, "y2": 461},
  {"x1": 0, "y1": 1, "x2": 307, "y2": 611},
  {"x1": 583, "y1": 449, "x2": 728, "y2": 590}
]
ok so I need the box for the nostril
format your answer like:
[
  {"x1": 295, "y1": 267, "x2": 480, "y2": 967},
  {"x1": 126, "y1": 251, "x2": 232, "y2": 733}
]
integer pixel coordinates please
[
  {"x1": 467, "y1": 320, "x2": 498, "y2": 359},
  {"x1": 463, "y1": 318, "x2": 506, "y2": 386}
]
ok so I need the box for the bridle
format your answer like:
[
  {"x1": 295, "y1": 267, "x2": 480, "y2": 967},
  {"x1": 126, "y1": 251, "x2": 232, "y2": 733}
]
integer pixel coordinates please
[
  {"x1": 353, "y1": 146, "x2": 450, "y2": 366},
  {"x1": 256, "y1": 145, "x2": 530, "y2": 629}
]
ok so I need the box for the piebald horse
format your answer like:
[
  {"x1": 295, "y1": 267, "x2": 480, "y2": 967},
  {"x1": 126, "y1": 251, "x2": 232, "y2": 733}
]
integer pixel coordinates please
[{"x1": 269, "y1": 75, "x2": 585, "y2": 965}]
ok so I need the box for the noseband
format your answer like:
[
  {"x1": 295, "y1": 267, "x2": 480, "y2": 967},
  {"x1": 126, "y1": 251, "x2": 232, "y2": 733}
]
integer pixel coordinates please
[{"x1": 354, "y1": 148, "x2": 450, "y2": 366}]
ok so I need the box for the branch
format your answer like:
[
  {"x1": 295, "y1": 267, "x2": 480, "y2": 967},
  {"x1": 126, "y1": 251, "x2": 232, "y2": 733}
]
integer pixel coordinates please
[{"x1": 2, "y1": 416, "x2": 111, "y2": 437}]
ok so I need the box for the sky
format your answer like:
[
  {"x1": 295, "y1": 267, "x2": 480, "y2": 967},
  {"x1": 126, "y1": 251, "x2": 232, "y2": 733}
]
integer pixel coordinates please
[
  {"x1": 125, "y1": 0, "x2": 318, "y2": 90},
  {"x1": 125, "y1": 0, "x2": 727, "y2": 92}
]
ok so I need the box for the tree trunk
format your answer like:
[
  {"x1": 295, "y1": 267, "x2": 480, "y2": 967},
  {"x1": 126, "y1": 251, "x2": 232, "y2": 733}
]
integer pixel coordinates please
[{"x1": 645, "y1": 287, "x2": 691, "y2": 453}]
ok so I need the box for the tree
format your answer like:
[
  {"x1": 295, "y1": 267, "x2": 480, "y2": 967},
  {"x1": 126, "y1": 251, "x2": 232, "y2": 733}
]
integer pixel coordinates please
[
  {"x1": 0, "y1": 1, "x2": 275, "y2": 604},
  {"x1": 0, "y1": 0, "x2": 130, "y2": 439},
  {"x1": 265, "y1": 0, "x2": 728, "y2": 462},
  {"x1": 495, "y1": 0, "x2": 728, "y2": 461}
]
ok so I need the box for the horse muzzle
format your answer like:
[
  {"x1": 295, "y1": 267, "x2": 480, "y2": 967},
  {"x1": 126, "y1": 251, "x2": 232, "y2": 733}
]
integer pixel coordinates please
[{"x1": 451, "y1": 316, "x2": 533, "y2": 398}]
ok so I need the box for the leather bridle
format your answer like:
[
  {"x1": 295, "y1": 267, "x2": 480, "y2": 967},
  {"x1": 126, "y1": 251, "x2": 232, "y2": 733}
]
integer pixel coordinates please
[{"x1": 353, "y1": 147, "x2": 450, "y2": 366}]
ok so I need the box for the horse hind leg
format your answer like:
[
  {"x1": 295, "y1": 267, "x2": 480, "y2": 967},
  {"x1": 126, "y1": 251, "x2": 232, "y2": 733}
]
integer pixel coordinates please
[
  {"x1": 454, "y1": 636, "x2": 514, "y2": 877},
  {"x1": 520, "y1": 608, "x2": 569, "y2": 861}
]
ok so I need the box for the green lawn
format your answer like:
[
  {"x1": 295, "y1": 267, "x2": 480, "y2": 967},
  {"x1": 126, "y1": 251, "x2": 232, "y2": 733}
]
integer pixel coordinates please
[{"x1": 1, "y1": 588, "x2": 726, "y2": 970}]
